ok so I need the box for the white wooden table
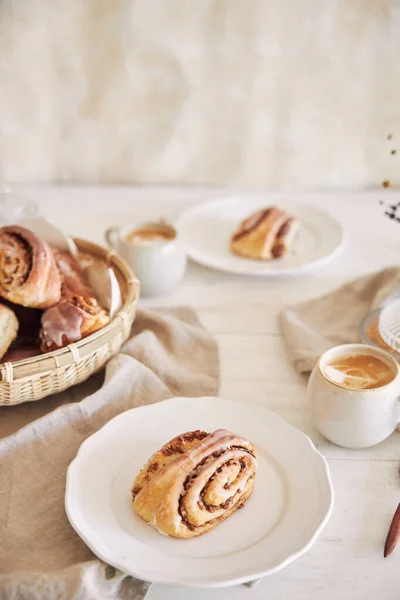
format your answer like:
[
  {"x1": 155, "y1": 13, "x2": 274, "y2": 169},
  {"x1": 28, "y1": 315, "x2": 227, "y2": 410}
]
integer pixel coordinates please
[{"x1": 18, "y1": 187, "x2": 400, "y2": 599}]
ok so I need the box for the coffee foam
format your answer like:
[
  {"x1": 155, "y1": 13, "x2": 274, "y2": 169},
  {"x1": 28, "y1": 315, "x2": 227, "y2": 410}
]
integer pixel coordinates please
[
  {"x1": 128, "y1": 233, "x2": 168, "y2": 247},
  {"x1": 323, "y1": 353, "x2": 395, "y2": 390},
  {"x1": 323, "y1": 365, "x2": 377, "y2": 389}
]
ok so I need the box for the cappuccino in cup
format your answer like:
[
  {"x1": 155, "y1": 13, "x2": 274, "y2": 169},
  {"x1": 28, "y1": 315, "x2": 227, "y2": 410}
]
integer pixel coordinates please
[
  {"x1": 323, "y1": 353, "x2": 395, "y2": 390},
  {"x1": 308, "y1": 343, "x2": 400, "y2": 448},
  {"x1": 105, "y1": 221, "x2": 187, "y2": 297}
]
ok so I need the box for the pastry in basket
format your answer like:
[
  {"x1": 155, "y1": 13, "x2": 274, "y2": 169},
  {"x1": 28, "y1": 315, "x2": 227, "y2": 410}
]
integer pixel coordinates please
[
  {"x1": 0, "y1": 300, "x2": 43, "y2": 362},
  {"x1": 40, "y1": 251, "x2": 110, "y2": 351},
  {"x1": 0, "y1": 304, "x2": 19, "y2": 360},
  {"x1": 231, "y1": 207, "x2": 299, "y2": 260},
  {"x1": 131, "y1": 429, "x2": 257, "y2": 539},
  {"x1": 0, "y1": 225, "x2": 61, "y2": 308}
]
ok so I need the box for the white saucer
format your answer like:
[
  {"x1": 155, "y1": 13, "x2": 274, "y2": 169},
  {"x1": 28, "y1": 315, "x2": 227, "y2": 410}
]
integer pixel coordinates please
[
  {"x1": 65, "y1": 397, "x2": 333, "y2": 588},
  {"x1": 177, "y1": 197, "x2": 345, "y2": 276}
]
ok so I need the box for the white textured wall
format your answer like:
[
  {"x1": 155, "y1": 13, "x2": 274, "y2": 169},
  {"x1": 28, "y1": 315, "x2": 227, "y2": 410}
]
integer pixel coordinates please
[{"x1": 0, "y1": 0, "x2": 399, "y2": 188}]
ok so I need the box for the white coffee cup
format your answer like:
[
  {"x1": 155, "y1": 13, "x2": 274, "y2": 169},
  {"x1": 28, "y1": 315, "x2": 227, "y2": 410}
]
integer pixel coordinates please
[
  {"x1": 105, "y1": 221, "x2": 187, "y2": 297},
  {"x1": 307, "y1": 343, "x2": 400, "y2": 449}
]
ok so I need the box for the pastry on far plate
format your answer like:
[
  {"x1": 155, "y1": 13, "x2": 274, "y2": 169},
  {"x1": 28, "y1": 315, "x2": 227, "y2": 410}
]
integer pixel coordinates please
[
  {"x1": 131, "y1": 429, "x2": 257, "y2": 539},
  {"x1": 231, "y1": 207, "x2": 299, "y2": 260}
]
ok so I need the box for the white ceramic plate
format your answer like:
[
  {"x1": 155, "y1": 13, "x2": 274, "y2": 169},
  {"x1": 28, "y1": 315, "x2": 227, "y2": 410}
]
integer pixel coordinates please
[
  {"x1": 177, "y1": 197, "x2": 345, "y2": 276},
  {"x1": 65, "y1": 397, "x2": 333, "y2": 588}
]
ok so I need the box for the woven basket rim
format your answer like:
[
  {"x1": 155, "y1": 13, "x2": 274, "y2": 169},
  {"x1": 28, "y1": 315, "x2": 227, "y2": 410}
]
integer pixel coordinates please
[{"x1": 0, "y1": 237, "x2": 139, "y2": 383}]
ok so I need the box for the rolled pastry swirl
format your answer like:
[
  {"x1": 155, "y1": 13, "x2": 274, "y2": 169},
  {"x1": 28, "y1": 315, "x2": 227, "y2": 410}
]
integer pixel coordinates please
[
  {"x1": 40, "y1": 251, "x2": 109, "y2": 351},
  {"x1": 231, "y1": 207, "x2": 298, "y2": 260},
  {"x1": 0, "y1": 225, "x2": 61, "y2": 308},
  {"x1": 132, "y1": 429, "x2": 257, "y2": 538}
]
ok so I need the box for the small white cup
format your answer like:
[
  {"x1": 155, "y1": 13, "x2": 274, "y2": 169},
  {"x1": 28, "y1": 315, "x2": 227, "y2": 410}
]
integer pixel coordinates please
[
  {"x1": 307, "y1": 343, "x2": 400, "y2": 449},
  {"x1": 105, "y1": 221, "x2": 187, "y2": 297}
]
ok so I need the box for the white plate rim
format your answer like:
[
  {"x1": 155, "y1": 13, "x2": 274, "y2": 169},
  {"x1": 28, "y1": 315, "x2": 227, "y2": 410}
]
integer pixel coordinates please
[
  {"x1": 65, "y1": 397, "x2": 334, "y2": 588},
  {"x1": 176, "y1": 196, "x2": 346, "y2": 276}
]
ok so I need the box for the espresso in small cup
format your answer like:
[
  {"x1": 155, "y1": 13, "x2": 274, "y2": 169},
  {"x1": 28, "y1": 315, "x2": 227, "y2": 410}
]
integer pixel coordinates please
[
  {"x1": 125, "y1": 225, "x2": 175, "y2": 247},
  {"x1": 323, "y1": 353, "x2": 395, "y2": 390}
]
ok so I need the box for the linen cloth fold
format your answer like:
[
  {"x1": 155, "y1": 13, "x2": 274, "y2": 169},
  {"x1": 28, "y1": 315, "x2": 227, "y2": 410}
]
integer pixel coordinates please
[
  {"x1": 280, "y1": 266, "x2": 400, "y2": 374},
  {"x1": 0, "y1": 307, "x2": 219, "y2": 600}
]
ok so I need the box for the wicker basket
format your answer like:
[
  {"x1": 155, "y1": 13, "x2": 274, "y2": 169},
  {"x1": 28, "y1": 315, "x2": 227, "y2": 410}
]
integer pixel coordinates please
[{"x1": 0, "y1": 238, "x2": 139, "y2": 406}]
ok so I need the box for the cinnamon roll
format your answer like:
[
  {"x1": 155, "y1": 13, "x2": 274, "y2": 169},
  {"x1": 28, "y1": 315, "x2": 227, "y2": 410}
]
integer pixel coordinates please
[
  {"x1": 132, "y1": 429, "x2": 257, "y2": 538},
  {"x1": 40, "y1": 251, "x2": 109, "y2": 351},
  {"x1": 0, "y1": 225, "x2": 61, "y2": 308},
  {"x1": 231, "y1": 207, "x2": 299, "y2": 260}
]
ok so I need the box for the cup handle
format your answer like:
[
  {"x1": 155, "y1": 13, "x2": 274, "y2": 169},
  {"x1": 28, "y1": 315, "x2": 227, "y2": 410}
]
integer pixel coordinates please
[{"x1": 105, "y1": 226, "x2": 120, "y2": 249}]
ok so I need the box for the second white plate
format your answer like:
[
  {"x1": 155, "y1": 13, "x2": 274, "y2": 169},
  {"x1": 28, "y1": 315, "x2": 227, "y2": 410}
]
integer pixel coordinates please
[
  {"x1": 177, "y1": 196, "x2": 345, "y2": 276},
  {"x1": 65, "y1": 397, "x2": 333, "y2": 588}
]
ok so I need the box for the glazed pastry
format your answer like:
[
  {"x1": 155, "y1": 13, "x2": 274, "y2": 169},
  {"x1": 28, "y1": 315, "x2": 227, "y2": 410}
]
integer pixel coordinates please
[
  {"x1": 231, "y1": 207, "x2": 298, "y2": 260},
  {"x1": 0, "y1": 225, "x2": 61, "y2": 308},
  {"x1": 132, "y1": 429, "x2": 257, "y2": 539},
  {"x1": 40, "y1": 251, "x2": 109, "y2": 351},
  {"x1": 0, "y1": 304, "x2": 19, "y2": 360}
]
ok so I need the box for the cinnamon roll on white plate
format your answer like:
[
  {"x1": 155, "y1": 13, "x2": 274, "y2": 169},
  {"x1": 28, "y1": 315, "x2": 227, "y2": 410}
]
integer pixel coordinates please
[
  {"x1": 176, "y1": 197, "x2": 345, "y2": 276},
  {"x1": 132, "y1": 429, "x2": 257, "y2": 538},
  {"x1": 65, "y1": 396, "x2": 333, "y2": 588}
]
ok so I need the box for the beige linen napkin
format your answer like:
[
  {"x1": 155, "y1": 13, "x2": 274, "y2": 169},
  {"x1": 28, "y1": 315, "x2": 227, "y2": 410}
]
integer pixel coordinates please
[
  {"x1": 280, "y1": 266, "x2": 400, "y2": 374},
  {"x1": 0, "y1": 307, "x2": 219, "y2": 600}
]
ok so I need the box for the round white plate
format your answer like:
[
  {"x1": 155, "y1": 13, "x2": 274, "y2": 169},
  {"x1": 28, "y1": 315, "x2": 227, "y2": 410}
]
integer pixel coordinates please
[
  {"x1": 65, "y1": 397, "x2": 333, "y2": 588},
  {"x1": 177, "y1": 197, "x2": 345, "y2": 276}
]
